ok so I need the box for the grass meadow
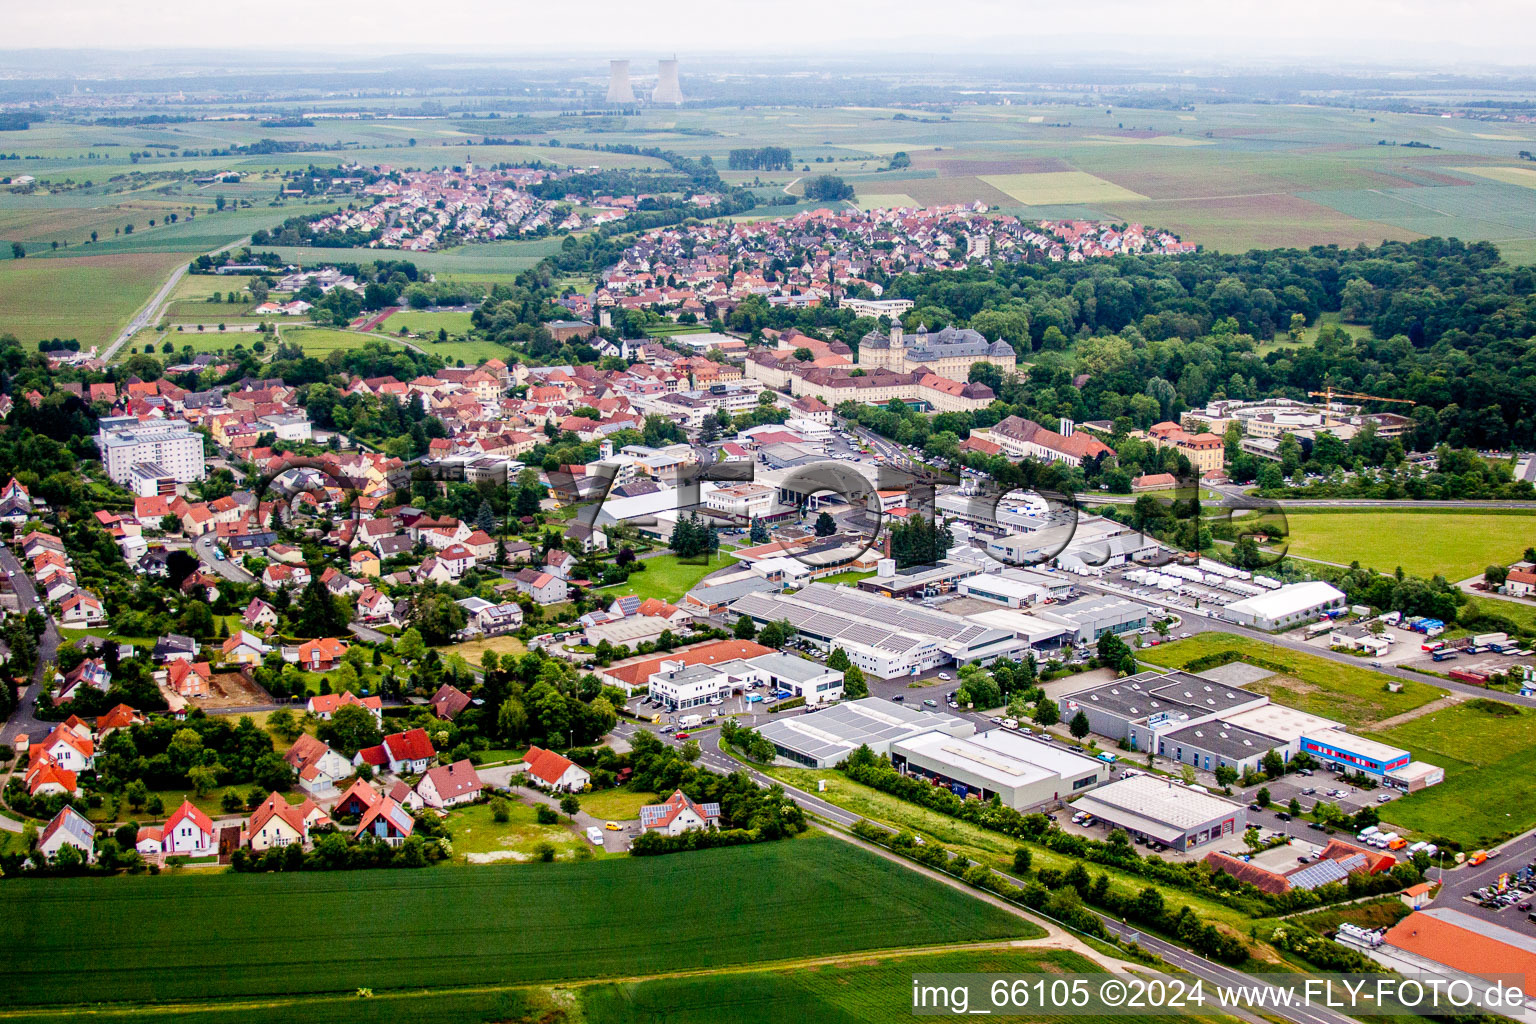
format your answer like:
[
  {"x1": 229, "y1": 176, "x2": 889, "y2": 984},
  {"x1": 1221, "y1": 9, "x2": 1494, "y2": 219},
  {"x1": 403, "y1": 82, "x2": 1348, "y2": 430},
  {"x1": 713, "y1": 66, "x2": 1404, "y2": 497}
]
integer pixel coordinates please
[
  {"x1": 1136, "y1": 632, "x2": 1443, "y2": 728},
  {"x1": 1279, "y1": 511, "x2": 1536, "y2": 580},
  {"x1": 4, "y1": 833, "x2": 1030, "y2": 1009},
  {"x1": 1373, "y1": 698, "x2": 1536, "y2": 847},
  {"x1": 595, "y1": 551, "x2": 740, "y2": 604}
]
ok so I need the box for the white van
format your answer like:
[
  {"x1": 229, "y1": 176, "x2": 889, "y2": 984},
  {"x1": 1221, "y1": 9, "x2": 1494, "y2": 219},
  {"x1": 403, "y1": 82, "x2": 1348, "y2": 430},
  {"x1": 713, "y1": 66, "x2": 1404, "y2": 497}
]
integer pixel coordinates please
[{"x1": 586, "y1": 826, "x2": 604, "y2": 845}]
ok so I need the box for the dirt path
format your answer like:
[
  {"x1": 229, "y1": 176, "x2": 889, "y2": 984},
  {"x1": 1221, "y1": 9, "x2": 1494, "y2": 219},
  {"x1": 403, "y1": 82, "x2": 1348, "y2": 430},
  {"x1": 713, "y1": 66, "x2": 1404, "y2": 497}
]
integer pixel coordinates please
[{"x1": 1363, "y1": 692, "x2": 1466, "y2": 731}]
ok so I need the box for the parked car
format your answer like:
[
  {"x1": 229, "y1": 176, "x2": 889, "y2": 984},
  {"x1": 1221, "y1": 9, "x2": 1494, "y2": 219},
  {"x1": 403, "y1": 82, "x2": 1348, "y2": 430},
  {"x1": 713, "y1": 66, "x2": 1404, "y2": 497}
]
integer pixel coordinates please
[
  {"x1": 923, "y1": 699, "x2": 938, "y2": 708},
  {"x1": 891, "y1": 694, "x2": 905, "y2": 702},
  {"x1": 937, "y1": 672, "x2": 952, "y2": 680},
  {"x1": 605, "y1": 822, "x2": 621, "y2": 831},
  {"x1": 675, "y1": 732, "x2": 690, "y2": 740}
]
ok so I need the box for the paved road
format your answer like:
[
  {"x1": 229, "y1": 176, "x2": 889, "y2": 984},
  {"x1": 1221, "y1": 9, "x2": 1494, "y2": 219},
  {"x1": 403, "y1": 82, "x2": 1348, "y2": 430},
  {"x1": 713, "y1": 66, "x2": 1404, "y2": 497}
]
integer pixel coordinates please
[
  {"x1": 194, "y1": 532, "x2": 254, "y2": 583},
  {"x1": 103, "y1": 237, "x2": 250, "y2": 362},
  {"x1": 1430, "y1": 830, "x2": 1536, "y2": 931},
  {"x1": 0, "y1": 548, "x2": 62, "y2": 743}
]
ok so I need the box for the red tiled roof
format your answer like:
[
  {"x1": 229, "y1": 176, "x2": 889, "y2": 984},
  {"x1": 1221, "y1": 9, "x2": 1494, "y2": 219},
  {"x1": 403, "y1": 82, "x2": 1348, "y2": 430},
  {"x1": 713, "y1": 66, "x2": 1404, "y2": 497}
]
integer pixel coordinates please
[
  {"x1": 1384, "y1": 910, "x2": 1536, "y2": 985},
  {"x1": 521, "y1": 745, "x2": 577, "y2": 786},
  {"x1": 383, "y1": 728, "x2": 435, "y2": 763},
  {"x1": 604, "y1": 639, "x2": 774, "y2": 687}
]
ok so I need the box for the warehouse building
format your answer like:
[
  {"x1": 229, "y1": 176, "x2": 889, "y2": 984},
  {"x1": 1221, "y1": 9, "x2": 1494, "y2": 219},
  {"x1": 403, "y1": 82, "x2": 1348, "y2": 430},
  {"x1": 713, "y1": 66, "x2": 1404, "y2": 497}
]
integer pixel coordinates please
[
  {"x1": 1035, "y1": 595, "x2": 1149, "y2": 642},
  {"x1": 1059, "y1": 671, "x2": 1269, "y2": 752},
  {"x1": 1068, "y1": 775, "x2": 1246, "y2": 851},
  {"x1": 755, "y1": 697, "x2": 973, "y2": 768},
  {"x1": 1158, "y1": 718, "x2": 1283, "y2": 776},
  {"x1": 957, "y1": 572, "x2": 1050, "y2": 608},
  {"x1": 1223, "y1": 704, "x2": 1343, "y2": 757},
  {"x1": 890, "y1": 728, "x2": 1107, "y2": 810},
  {"x1": 729, "y1": 583, "x2": 1031, "y2": 678},
  {"x1": 1298, "y1": 731, "x2": 1412, "y2": 779},
  {"x1": 1222, "y1": 581, "x2": 1346, "y2": 630},
  {"x1": 858, "y1": 559, "x2": 982, "y2": 599}
]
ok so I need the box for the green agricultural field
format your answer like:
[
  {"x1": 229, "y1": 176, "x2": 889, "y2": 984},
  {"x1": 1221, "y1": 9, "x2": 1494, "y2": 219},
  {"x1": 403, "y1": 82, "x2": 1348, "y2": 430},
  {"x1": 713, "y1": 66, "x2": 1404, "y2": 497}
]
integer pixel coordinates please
[
  {"x1": 1372, "y1": 698, "x2": 1536, "y2": 847},
  {"x1": 597, "y1": 551, "x2": 740, "y2": 604},
  {"x1": 1136, "y1": 632, "x2": 1443, "y2": 728},
  {"x1": 277, "y1": 325, "x2": 379, "y2": 355},
  {"x1": 585, "y1": 948, "x2": 1231, "y2": 1024},
  {"x1": 1280, "y1": 511, "x2": 1536, "y2": 580},
  {"x1": 4, "y1": 834, "x2": 1030, "y2": 1010},
  {"x1": 0, "y1": 250, "x2": 192, "y2": 348},
  {"x1": 0, "y1": 987, "x2": 558, "y2": 1024}
]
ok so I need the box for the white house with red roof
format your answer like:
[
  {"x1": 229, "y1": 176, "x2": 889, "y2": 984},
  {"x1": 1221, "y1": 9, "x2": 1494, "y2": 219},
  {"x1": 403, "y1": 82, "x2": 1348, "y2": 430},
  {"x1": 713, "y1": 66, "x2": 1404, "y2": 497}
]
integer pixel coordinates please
[
  {"x1": 296, "y1": 637, "x2": 348, "y2": 672},
  {"x1": 58, "y1": 592, "x2": 105, "y2": 625},
  {"x1": 24, "y1": 753, "x2": 78, "y2": 797},
  {"x1": 415, "y1": 759, "x2": 483, "y2": 808},
  {"x1": 242, "y1": 597, "x2": 279, "y2": 630},
  {"x1": 519, "y1": 745, "x2": 590, "y2": 793},
  {"x1": 34, "y1": 723, "x2": 95, "y2": 772},
  {"x1": 380, "y1": 728, "x2": 436, "y2": 775},
  {"x1": 159, "y1": 800, "x2": 216, "y2": 855},
  {"x1": 435, "y1": 543, "x2": 476, "y2": 579},
  {"x1": 639, "y1": 789, "x2": 721, "y2": 836},
  {"x1": 306, "y1": 690, "x2": 382, "y2": 723}
]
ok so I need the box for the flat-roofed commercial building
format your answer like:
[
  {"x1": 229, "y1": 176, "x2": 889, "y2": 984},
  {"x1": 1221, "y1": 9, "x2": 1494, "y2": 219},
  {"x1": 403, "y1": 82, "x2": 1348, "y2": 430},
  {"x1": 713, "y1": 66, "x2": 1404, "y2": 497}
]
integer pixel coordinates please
[
  {"x1": 1222, "y1": 704, "x2": 1343, "y2": 757},
  {"x1": 891, "y1": 728, "x2": 1107, "y2": 810},
  {"x1": 755, "y1": 697, "x2": 973, "y2": 768},
  {"x1": 1299, "y1": 731, "x2": 1412, "y2": 778},
  {"x1": 730, "y1": 582, "x2": 1031, "y2": 678},
  {"x1": 1158, "y1": 718, "x2": 1284, "y2": 776},
  {"x1": 1068, "y1": 774, "x2": 1247, "y2": 851},
  {"x1": 1036, "y1": 595, "x2": 1149, "y2": 643},
  {"x1": 1059, "y1": 670, "x2": 1269, "y2": 752}
]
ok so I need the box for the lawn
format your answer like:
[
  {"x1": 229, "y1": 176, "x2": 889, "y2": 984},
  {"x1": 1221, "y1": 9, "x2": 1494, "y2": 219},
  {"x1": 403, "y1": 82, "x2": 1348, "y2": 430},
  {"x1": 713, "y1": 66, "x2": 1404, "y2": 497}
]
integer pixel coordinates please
[
  {"x1": 446, "y1": 798, "x2": 592, "y2": 863},
  {"x1": 435, "y1": 634, "x2": 527, "y2": 663},
  {"x1": 0, "y1": 250, "x2": 192, "y2": 349},
  {"x1": 1461, "y1": 595, "x2": 1536, "y2": 633},
  {"x1": 1280, "y1": 511, "x2": 1536, "y2": 580},
  {"x1": 598, "y1": 551, "x2": 740, "y2": 603},
  {"x1": 277, "y1": 325, "x2": 377, "y2": 354},
  {"x1": 4, "y1": 833, "x2": 1032, "y2": 1008},
  {"x1": 579, "y1": 788, "x2": 661, "y2": 821},
  {"x1": 1370, "y1": 697, "x2": 1536, "y2": 847},
  {"x1": 1136, "y1": 632, "x2": 1443, "y2": 728},
  {"x1": 814, "y1": 569, "x2": 877, "y2": 586}
]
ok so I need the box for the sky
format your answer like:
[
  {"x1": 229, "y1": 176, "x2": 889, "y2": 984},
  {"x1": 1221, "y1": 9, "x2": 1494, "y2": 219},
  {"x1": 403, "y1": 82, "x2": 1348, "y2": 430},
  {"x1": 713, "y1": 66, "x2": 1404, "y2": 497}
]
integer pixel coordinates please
[{"x1": 7, "y1": 0, "x2": 1535, "y2": 64}]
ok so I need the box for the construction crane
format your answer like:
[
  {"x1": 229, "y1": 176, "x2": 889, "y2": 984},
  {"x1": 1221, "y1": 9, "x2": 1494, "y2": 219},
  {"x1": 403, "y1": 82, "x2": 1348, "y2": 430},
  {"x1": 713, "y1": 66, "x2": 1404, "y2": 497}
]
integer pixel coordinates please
[{"x1": 1306, "y1": 384, "x2": 1415, "y2": 429}]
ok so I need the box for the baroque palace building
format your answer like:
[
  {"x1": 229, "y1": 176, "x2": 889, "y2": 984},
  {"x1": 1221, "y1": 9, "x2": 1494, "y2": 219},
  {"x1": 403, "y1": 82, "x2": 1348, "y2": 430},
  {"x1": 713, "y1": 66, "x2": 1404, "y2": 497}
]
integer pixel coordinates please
[{"x1": 856, "y1": 322, "x2": 1018, "y2": 378}]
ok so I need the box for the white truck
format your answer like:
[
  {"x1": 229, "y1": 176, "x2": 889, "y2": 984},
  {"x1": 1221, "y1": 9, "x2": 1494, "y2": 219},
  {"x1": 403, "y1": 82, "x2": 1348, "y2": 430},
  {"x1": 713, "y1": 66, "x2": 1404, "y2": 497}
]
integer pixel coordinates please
[
  {"x1": 585, "y1": 826, "x2": 604, "y2": 845},
  {"x1": 678, "y1": 714, "x2": 703, "y2": 729}
]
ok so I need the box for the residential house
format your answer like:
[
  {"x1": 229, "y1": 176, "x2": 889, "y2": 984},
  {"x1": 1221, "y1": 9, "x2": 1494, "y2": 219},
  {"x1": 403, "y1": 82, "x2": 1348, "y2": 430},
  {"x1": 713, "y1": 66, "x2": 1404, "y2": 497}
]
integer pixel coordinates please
[
  {"x1": 23, "y1": 753, "x2": 78, "y2": 797},
  {"x1": 513, "y1": 568, "x2": 569, "y2": 605},
  {"x1": 639, "y1": 789, "x2": 722, "y2": 836},
  {"x1": 296, "y1": 637, "x2": 348, "y2": 672},
  {"x1": 284, "y1": 734, "x2": 354, "y2": 794},
  {"x1": 349, "y1": 549, "x2": 381, "y2": 578},
  {"x1": 95, "y1": 703, "x2": 147, "y2": 738},
  {"x1": 415, "y1": 759, "x2": 483, "y2": 808},
  {"x1": 429, "y1": 683, "x2": 473, "y2": 721},
  {"x1": 159, "y1": 800, "x2": 216, "y2": 855},
  {"x1": 262, "y1": 563, "x2": 311, "y2": 589},
  {"x1": 33, "y1": 723, "x2": 94, "y2": 772},
  {"x1": 221, "y1": 631, "x2": 272, "y2": 666},
  {"x1": 55, "y1": 658, "x2": 111, "y2": 703},
  {"x1": 456, "y1": 596, "x2": 522, "y2": 636},
  {"x1": 152, "y1": 634, "x2": 199, "y2": 664},
  {"x1": 380, "y1": 728, "x2": 436, "y2": 774},
  {"x1": 306, "y1": 691, "x2": 383, "y2": 723},
  {"x1": 520, "y1": 745, "x2": 590, "y2": 793},
  {"x1": 58, "y1": 592, "x2": 105, "y2": 625},
  {"x1": 38, "y1": 806, "x2": 96, "y2": 864},
  {"x1": 320, "y1": 566, "x2": 363, "y2": 598},
  {"x1": 243, "y1": 598, "x2": 279, "y2": 630},
  {"x1": 356, "y1": 587, "x2": 396, "y2": 623},
  {"x1": 354, "y1": 796, "x2": 415, "y2": 847},
  {"x1": 166, "y1": 660, "x2": 212, "y2": 698},
  {"x1": 245, "y1": 792, "x2": 331, "y2": 851}
]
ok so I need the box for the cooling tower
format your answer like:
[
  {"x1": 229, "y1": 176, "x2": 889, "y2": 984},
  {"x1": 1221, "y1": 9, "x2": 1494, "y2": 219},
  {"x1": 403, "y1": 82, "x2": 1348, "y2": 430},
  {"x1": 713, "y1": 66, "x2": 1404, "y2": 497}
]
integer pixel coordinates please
[
  {"x1": 652, "y1": 58, "x2": 684, "y2": 105},
  {"x1": 606, "y1": 60, "x2": 635, "y2": 104}
]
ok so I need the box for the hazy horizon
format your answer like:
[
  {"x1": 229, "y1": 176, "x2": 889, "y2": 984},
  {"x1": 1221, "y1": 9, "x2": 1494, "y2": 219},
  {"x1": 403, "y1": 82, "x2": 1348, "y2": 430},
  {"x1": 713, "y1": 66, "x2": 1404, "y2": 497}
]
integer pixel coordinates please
[{"x1": 5, "y1": 0, "x2": 1536, "y2": 68}]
